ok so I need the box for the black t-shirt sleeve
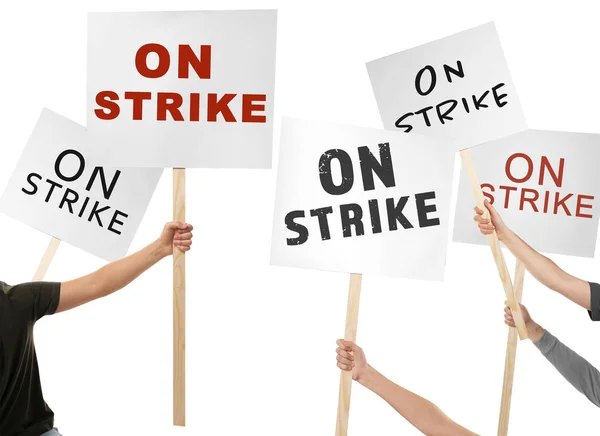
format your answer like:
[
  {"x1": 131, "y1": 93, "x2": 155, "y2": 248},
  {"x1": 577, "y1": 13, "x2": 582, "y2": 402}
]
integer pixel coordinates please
[
  {"x1": 21, "y1": 281, "x2": 62, "y2": 321},
  {"x1": 588, "y1": 282, "x2": 600, "y2": 321}
]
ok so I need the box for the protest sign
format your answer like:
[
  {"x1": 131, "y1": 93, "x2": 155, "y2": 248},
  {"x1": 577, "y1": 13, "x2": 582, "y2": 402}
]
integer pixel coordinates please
[
  {"x1": 87, "y1": 10, "x2": 276, "y2": 169},
  {"x1": 366, "y1": 22, "x2": 526, "y2": 151},
  {"x1": 454, "y1": 129, "x2": 600, "y2": 257},
  {"x1": 0, "y1": 108, "x2": 161, "y2": 262},
  {"x1": 87, "y1": 10, "x2": 277, "y2": 426},
  {"x1": 271, "y1": 117, "x2": 453, "y2": 436},
  {"x1": 271, "y1": 117, "x2": 454, "y2": 280}
]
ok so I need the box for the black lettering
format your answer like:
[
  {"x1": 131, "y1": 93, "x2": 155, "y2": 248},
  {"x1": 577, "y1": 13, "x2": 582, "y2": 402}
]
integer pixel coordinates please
[
  {"x1": 86, "y1": 167, "x2": 122, "y2": 200},
  {"x1": 415, "y1": 191, "x2": 440, "y2": 227},
  {"x1": 55, "y1": 149, "x2": 85, "y2": 182},
  {"x1": 443, "y1": 61, "x2": 464, "y2": 83},
  {"x1": 473, "y1": 90, "x2": 489, "y2": 110},
  {"x1": 492, "y1": 83, "x2": 508, "y2": 108},
  {"x1": 319, "y1": 149, "x2": 354, "y2": 195},
  {"x1": 87, "y1": 201, "x2": 110, "y2": 227},
  {"x1": 285, "y1": 210, "x2": 308, "y2": 245},
  {"x1": 45, "y1": 179, "x2": 63, "y2": 203},
  {"x1": 340, "y1": 204, "x2": 364, "y2": 237},
  {"x1": 310, "y1": 207, "x2": 334, "y2": 241},
  {"x1": 108, "y1": 210, "x2": 129, "y2": 235},
  {"x1": 395, "y1": 113, "x2": 414, "y2": 133},
  {"x1": 22, "y1": 173, "x2": 42, "y2": 195},
  {"x1": 59, "y1": 188, "x2": 79, "y2": 214},
  {"x1": 414, "y1": 106, "x2": 434, "y2": 127},
  {"x1": 368, "y1": 199, "x2": 382, "y2": 234},
  {"x1": 436, "y1": 100, "x2": 458, "y2": 124},
  {"x1": 386, "y1": 197, "x2": 413, "y2": 230},
  {"x1": 415, "y1": 65, "x2": 436, "y2": 96},
  {"x1": 358, "y1": 143, "x2": 396, "y2": 191}
]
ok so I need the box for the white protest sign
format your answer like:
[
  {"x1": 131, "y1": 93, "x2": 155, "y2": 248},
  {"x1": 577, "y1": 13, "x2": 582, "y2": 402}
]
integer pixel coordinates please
[
  {"x1": 366, "y1": 22, "x2": 527, "y2": 150},
  {"x1": 87, "y1": 10, "x2": 277, "y2": 168},
  {"x1": 0, "y1": 109, "x2": 162, "y2": 261},
  {"x1": 271, "y1": 118, "x2": 454, "y2": 280},
  {"x1": 454, "y1": 129, "x2": 600, "y2": 257}
]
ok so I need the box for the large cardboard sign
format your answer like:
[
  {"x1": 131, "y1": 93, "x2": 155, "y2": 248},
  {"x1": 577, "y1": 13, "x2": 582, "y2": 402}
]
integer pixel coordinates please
[
  {"x1": 87, "y1": 10, "x2": 277, "y2": 168},
  {"x1": 0, "y1": 109, "x2": 162, "y2": 261},
  {"x1": 271, "y1": 118, "x2": 454, "y2": 280},
  {"x1": 366, "y1": 22, "x2": 527, "y2": 150},
  {"x1": 454, "y1": 130, "x2": 600, "y2": 257}
]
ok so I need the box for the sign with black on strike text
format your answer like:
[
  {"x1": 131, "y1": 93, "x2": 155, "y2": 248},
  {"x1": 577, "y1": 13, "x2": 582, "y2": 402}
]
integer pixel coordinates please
[
  {"x1": 0, "y1": 109, "x2": 162, "y2": 261},
  {"x1": 87, "y1": 10, "x2": 277, "y2": 168},
  {"x1": 366, "y1": 22, "x2": 526, "y2": 150},
  {"x1": 453, "y1": 130, "x2": 600, "y2": 257},
  {"x1": 271, "y1": 118, "x2": 454, "y2": 280}
]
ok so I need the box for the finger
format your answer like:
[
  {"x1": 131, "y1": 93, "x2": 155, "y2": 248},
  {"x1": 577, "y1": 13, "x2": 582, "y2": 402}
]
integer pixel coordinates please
[
  {"x1": 478, "y1": 224, "x2": 495, "y2": 232},
  {"x1": 174, "y1": 232, "x2": 193, "y2": 240},
  {"x1": 482, "y1": 230, "x2": 494, "y2": 235},
  {"x1": 474, "y1": 206, "x2": 484, "y2": 215},
  {"x1": 166, "y1": 221, "x2": 186, "y2": 230},
  {"x1": 174, "y1": 240, "x2": 192, "y2": 247},
  {"x1": 340, "y1": 340, "x2": 354, "y2": 351},
  {"x1": 175, "y1": 246, "x2": 191, "y2": 253},
  {"x1": 337, "y1": 362, "x2": 351, "y2": 371},
  {"x1": 336, "y1": 355, "x2": 353, "y2": 366},
  {"x1": 473, "y1": 215, "x2": 490, "y2": 224},
  {"x1": 336, "y1": 348, "x2": 354, "y2": 360}
]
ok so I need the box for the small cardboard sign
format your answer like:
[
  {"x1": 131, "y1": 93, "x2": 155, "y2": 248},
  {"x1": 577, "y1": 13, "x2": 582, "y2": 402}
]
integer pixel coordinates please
[
  {"x1": 271, "y1": 118, "x2": 454, "y2": 280},
  {"x1": 87, "y1": 10, "x2": 277, "y2": 168},
  {"x1": 366, "y1": 22, "x2": 527, "y2": 150},
  {"x1": 453, "y1": 130, "x2": 600, "y2": 257},
  {"x1": 0, "y1": 109, "x2": 162, "y2": 261}
]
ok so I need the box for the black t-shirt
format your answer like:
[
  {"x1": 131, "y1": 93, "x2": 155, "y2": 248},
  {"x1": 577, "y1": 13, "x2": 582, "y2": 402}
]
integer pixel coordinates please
[{"x1": 0, "y1": 281, "x2": 61, "y2": 436}]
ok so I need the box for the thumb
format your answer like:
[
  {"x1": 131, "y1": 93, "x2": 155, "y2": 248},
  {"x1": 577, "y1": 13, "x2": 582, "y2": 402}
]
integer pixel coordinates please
[
  {"x1": 166, "y1": 221, "x2": 186, "y2": 231},
  {"x1": 483, "y1": 200, "x2": 498, "y2": 218}
]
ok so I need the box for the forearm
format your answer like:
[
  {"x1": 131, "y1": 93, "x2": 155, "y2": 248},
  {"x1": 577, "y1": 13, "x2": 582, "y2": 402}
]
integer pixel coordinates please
[
  {"x1": 57, "y1": 239, "x2": 168, "y2": 312},
  {"x1": 534, "y1": 329, "x2": 600, "y2": 407},
  {"x1": 501, "y1": 229, "x2": 590, "y2": 309},
  {"x1": 89, "y1": 239, "x2": 167, "y2": 297},
  {"x1": 358, "y1": 366, "x2": 477, "y2": 436}
]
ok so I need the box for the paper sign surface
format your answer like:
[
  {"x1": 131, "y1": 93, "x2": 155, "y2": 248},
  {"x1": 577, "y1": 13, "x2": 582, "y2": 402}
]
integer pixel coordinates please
[
  {"x1": 0, "y1": 109, "x2": 162, "y2": 261},
  {"x1": 367, "y1": 22, "x2": 527, "y2": 150},
  {"x1": 87, "y1": 10, "x2": 277, "y2": 168},
  {"x1": 271, "y1": 118, "x2": 455, "y2": 280},
  {"x1": 453, "y1": 130, "x2": 600, "y2": 257}
]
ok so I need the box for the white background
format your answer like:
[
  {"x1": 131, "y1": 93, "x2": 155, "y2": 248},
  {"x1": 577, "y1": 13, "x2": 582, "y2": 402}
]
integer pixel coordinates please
[{"x1": 1, "y1": 1, "x2": 600, "y2": 435}]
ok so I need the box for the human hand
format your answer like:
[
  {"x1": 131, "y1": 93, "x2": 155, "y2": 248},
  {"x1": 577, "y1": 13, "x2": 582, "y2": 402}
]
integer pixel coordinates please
[
  {"x1": 504, "y1": 302, "x2": 544, "y2": 342},
  {"x1": 158, "y1": 221, "x2": 194, "y2": 257},
  {"x1": 336, "y1": 340, "x2": 370, "y2": 382},
  {"x1": 474, "y1": 200, "x2": 509, "y2": 241}
]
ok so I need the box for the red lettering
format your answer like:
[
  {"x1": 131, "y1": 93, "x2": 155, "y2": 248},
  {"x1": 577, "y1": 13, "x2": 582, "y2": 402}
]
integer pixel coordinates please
[
  {"x1": 519, "y1": 188, "x2": 539, "y2": 212},
  {"x1": 242, "y1": 94, "x2": 267, "y2": 122},
  {"x1": 95, "y1": 91, "x2": 120, "y2": 120},
  {"x1": 498, "y1": 185, "x2": 517, "y2": 208},
  {"x1": 539, "y1": 156, "x2": 565, "y2": 187},
  {"x1": 553, "y1": 192, "x2": 573, "y2": 216},
  {"x1": 576, "y1": 194, "x2": 594, "y2": 218},
  {"x1": 481, "y1": 183, "x2": 495, "y2": 204},
  {"x1": 136, "y1": 43, "x2": 170, "y2": 79},
  {"x1": 157, "y1": 92, "x2": 184, "y2": 121},
  {"x1": 178, "y1": 45, "x2": 211, "y2": 79},
  {"x1": 207, "y1": 93, "x2": 237, "y2": 122},
  {"x1": 124, "y1": 91, "x2": 152, "y2": 120},
  {"x1": 189, "y1": 93, "x2": 200, "y2": 122},
  {"x1": 505, "y1": 153, "x2": 533, "y2": 183}
]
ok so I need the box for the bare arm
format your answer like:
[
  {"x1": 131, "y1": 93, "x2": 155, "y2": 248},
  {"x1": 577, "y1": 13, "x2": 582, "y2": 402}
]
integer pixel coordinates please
[
  {"x1": 475, "y1": 200, "x2": 590, "y2": 310},
  {"x1": 56, "y1": 221, "x2": 193, "y2": 313},
  {"x1": 336, "y1": 340, "x2": 477, "y2": 436}
]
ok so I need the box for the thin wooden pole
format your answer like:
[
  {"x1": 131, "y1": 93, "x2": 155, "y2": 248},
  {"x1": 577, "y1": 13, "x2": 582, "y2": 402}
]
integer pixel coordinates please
[
  {"x1": 173, "y1": 168, "x2": 186, "y2": 427},
  {"x1": 460, "y1": 149, "x2": 528, "y2": 340},
  {"x1": 497, "y1": 260, "x2": 525, "y2": 436},
  {"x1": 335, "y1": 273, "x2": 363, "y2": 436},
  {"x1": 32, "y1": 237, "x2": 61, "y2": 282}
]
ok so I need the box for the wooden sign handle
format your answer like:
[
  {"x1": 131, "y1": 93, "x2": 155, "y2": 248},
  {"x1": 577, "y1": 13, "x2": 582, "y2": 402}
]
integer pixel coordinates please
[
  {"x1": 460, "y1": 149, "x2": 528, "y2": 340},
  {"x1": 173, "y1": 168, "x2": 186, "y2": 427},
  {"x1": 335, "y1": 273, "x2": 363, "y2": 436},
  {"x1": 32, "y1": 237, "x2": 61, "y2": 282},
  {"x1": 497, "y1": 259, "x2": 525, "y2": 436}
]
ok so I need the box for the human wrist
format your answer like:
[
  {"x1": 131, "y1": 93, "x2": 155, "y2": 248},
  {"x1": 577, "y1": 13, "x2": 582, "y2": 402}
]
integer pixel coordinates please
[
  {"x1": 526, "y1": 320, "x2": 545, "y2": 342},
  {"x1": 497, "y1": 226, "x2": 512, "y2": 242},
  {"x1": 356, "y1": 365, "x2": 377, "y2": 388},
  {"x1": 154, "y1": 239, "x2": 172, "y2": 259}
]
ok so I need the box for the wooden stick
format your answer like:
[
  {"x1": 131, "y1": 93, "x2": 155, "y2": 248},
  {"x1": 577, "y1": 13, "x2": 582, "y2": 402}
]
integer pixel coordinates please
[
  {"x1": 460, "y1": 149, "x2": 528, "y2": 340},
  {"x1": 173, "y1": 168, "x2": 186, "y2": 427},
  {"x1": 335, "y1": 273, "x2": 363, "y2": 436},
  {"x1": 32, "y1": 237, "x2": 61, "y2": 282},
  {"x1": 497, "y1": 260, "x2": 525, "y2": 436}
]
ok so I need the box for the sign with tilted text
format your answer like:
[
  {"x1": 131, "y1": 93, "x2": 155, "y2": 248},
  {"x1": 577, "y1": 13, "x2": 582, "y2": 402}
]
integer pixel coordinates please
[{"x1": 0, "y1": 109, "x2": 162, "y2": 261}]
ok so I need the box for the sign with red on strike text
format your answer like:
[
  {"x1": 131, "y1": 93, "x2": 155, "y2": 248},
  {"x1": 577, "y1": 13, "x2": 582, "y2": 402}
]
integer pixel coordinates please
[
  {"x1": 453, "y1": 130, "x2": 600, "y2": 257},
  {"x1": 87, "y1": 10, "x2": 277, "y2": 168}
]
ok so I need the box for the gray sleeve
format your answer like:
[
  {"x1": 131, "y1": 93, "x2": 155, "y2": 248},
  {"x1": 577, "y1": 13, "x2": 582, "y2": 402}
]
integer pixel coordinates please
[{"x1": 534, "y1": 330, "x2": 600, "y2": 407}]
